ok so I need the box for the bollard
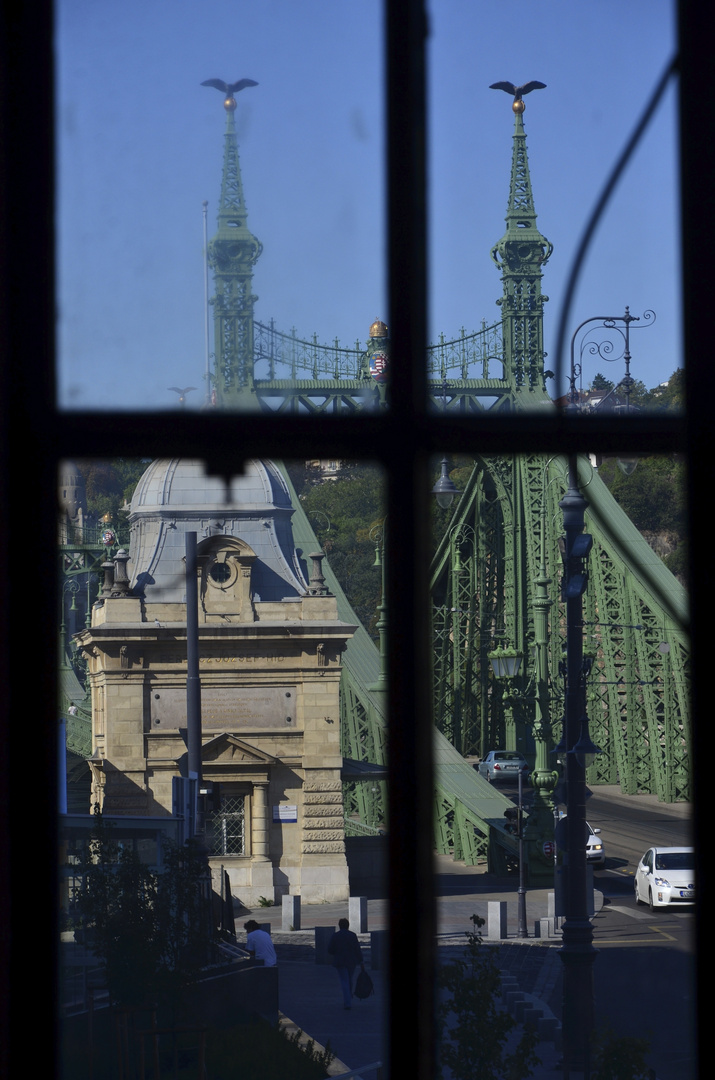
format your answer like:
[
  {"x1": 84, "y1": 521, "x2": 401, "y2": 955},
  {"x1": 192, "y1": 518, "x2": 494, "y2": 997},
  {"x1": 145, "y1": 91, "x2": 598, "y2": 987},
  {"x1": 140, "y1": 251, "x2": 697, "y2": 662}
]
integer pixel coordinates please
[
  {"x1": 349, "y1": 895, "x2": 368, "y2": 932},
  {"x1": 539, "y1": 1016, "x2": 559, "y2": 1042},
  {"x1": 370, "y1": 930, "x2": 388, "y2": 971},
  {"x1": 548, "y1": 889, "x2": 562, "y2": 931},
  {"x1": 487, "y1": 900, "x2": 508, "y2": 939},
  {"x1": 315, "y1": 925, "x2": 334, "y2": 965},
  {"x1": 282, "y1": 894, "x2": 301, "y2": 931}
]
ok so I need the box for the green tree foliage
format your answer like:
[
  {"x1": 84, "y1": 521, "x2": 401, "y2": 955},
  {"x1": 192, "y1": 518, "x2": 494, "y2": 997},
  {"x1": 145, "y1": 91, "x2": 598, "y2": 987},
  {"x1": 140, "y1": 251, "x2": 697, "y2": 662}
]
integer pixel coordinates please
[
  {"x1": 644, "y1": 366, "x2": 685, "y2": 411},
  {"x1": 71, "y1": 812, "x2": 210, "y2": 1012},
  {"x1": 598, "y1": 455, "x2": 686, "y2": 535},
  {"x1": 590, "y1": 372, "x2": 615, "y2": 392},
  {"x1": 437, "y1": 915, "x2": 540, "y2": 1080},
  {"x1": 297, "y1": 463, "x2": 386, "y2": 637},
  {"x1": 208, "y1": 1023, "x2": 334, "y2": 1080},
  {"x1": 77, "y1": 457, "x2": 150, "y2": 529},
  {"x1": 590, "y1": 1023, "x2": 652, "y2": 1080},
  {"x1": 596, "y1": 369, "x2": 687, "y2": 582}
]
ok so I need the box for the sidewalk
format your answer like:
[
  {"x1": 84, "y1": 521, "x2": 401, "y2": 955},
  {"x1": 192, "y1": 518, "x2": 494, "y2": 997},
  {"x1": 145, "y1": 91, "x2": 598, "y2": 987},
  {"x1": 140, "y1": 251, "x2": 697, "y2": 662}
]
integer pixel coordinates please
[
  {"x1": 249, "y1": 869, "x2": 579, "y2": 1080},
  {"x1": 274, "y1": 934, "x2": 565, "y2": 1080}
]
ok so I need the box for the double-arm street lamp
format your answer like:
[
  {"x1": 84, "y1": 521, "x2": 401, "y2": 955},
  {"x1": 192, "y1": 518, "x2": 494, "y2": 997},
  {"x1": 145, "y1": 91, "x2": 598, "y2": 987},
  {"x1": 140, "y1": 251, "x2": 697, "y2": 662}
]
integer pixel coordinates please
[
  {"x1": 557, "y1": 457, "x2": 599, "y2": 1077},
  {"x1": 557, "y1": 307, "x2": 655, "y2": 1075}
]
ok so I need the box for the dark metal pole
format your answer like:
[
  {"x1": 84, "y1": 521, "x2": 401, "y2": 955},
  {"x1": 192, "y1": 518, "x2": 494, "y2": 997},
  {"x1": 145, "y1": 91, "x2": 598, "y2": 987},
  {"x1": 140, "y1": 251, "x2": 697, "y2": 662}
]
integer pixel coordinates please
[
  {"x1": 186, "y1": 531, "x2": 202, "y2": 787},
  {"x1": 558, "y1": 456, "x2": 596, "y2": 1078},
  {"x1": 517, "y1": 769, "x2": 528, "y2": 937}
]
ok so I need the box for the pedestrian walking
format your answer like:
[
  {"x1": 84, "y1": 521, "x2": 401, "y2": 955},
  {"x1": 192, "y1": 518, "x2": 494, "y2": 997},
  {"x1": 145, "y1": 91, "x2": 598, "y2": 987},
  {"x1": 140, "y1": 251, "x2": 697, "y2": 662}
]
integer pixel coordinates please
[
  {"x1": 243, "y1": 919, "x2": 277, "y2": 967},
  {"x1": 327, "y1": 918, "x2": 364, "y2": 1009}
]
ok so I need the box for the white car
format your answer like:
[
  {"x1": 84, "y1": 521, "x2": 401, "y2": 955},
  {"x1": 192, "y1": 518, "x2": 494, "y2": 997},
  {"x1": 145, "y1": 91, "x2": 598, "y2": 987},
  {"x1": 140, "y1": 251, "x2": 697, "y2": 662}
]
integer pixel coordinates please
[
  {"x1": 556, "y1": 816, "x2": 605, "y2": 867},
  {"x1": 586, "y1": 823, "x2": 605, "y2": 867},
  {"x1": 634, "y1": 846, "x2": 695, "y2": 912}
]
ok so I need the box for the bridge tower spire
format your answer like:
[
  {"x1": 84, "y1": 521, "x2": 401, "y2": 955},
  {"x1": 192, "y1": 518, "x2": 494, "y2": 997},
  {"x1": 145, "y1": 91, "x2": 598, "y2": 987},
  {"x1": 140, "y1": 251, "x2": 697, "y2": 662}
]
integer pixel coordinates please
[
  {"x1": 490, "y1": 105, "x2": 553, "y2": 396},
  {"x1": 207, "y1": 92, "x2": 263, "y2": 409}
]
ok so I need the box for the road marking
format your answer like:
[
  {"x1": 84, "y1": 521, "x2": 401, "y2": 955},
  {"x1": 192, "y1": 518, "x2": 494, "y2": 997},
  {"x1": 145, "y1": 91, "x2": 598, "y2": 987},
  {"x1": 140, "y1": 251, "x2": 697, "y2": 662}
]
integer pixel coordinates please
[
  {"x1": 650, "y1": 924, "x2": 678, "y2": 941},
  {"x1": 594, "y1": 938, "x2": 673, "y2": 945},
  {"x1": 606, "y1": 904, "x2": 651, "y2": 920}
]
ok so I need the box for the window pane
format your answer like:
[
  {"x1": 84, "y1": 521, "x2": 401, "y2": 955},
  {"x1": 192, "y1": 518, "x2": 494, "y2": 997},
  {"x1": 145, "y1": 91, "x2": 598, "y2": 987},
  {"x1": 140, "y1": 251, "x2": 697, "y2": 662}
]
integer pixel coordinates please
[
  {"x1": 427, "y1": 4, "x2": 680, "y2": 411},
  {"x1": 57, "y1": 2, "x2": 385, "y2": 413},
  {"x1": 430, "y1": 450, "x2": 693, "y2": 1076},
  {"x1": 59, "y1": 455, "x2": 388, "y2": 1068}
]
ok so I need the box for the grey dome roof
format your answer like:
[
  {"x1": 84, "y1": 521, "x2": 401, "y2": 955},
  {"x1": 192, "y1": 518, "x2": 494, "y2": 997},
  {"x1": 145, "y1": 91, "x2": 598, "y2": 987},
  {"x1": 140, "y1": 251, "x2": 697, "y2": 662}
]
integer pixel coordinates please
[{"x1": 128, "y1": 458, "x2": 308, "y2": 602}]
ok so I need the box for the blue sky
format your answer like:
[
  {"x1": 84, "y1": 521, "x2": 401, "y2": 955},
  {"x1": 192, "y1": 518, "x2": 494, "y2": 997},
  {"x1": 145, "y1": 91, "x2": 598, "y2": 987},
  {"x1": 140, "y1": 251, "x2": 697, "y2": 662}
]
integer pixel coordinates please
[{"x1": 57, "y1": 1, "x2": 679, "y2": 410}]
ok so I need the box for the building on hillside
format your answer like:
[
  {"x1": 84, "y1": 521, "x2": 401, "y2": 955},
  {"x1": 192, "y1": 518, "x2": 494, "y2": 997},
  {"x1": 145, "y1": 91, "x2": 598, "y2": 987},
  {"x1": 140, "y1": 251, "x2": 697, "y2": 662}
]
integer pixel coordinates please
[{"x1": 75, "y1": 457, "x2": 356, "y2": 905}]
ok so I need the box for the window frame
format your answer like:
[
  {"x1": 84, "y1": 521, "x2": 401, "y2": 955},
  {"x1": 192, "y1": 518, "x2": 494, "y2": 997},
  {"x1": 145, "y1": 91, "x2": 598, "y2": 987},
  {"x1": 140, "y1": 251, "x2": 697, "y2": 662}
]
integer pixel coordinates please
[{"x1": 0, "y1": 3, "x2": 707, "y2": 1078}]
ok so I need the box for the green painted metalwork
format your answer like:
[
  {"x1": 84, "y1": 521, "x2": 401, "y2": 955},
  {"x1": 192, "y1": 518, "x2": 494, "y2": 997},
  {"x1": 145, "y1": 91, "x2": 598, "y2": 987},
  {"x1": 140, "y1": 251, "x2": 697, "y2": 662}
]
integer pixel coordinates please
[
  {"x1": 57, "y1": 93, "x2": 691, "y2": 886},
  {"x1": 59, "y1": 93, "x2": 690, "y2": 871},
  {"x1": 59, "y1": 521, "x2": 125, "y2": 756},
  {"x1": 208, "y1": 102, "x2": 263, "y2": 409},
  {"x1": 428, "y1": 106, "x2": 690, "y2": 824},
  {"x1": 283, "y1": 463, "x2": 519, "y2": 870},
  {"x1": 491, "y1": 110, "x2": 553, "y2": 395}
]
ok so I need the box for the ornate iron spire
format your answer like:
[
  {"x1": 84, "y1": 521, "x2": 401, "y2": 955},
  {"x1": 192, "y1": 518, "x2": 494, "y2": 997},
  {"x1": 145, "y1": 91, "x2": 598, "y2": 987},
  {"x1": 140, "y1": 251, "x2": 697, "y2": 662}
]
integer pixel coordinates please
[
  {"x1": 490, "y1": 96, "x2": 553, "y2": 394},
  {"x1": 204, "y1": 82, "x2": 262, "y2": 409}
]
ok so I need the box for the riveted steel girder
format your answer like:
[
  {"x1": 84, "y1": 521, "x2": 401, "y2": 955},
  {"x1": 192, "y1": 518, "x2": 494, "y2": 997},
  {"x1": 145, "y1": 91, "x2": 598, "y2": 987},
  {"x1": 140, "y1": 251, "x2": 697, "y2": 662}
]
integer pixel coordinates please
[{"x1": 430, "y1": 450, "x2": 690, "y2": 803}]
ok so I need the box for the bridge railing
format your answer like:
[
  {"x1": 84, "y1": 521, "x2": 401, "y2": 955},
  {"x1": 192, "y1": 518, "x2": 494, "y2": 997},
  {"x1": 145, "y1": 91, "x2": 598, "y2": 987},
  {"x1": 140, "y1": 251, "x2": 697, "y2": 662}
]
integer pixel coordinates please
[
  {"x1": 252, "y1": 319, "x2": 504, "y2": 382},
  {"x1": 254, "y1": 321, "x2": 365, "y2": 381},
  {"x1": 427, "y1": 321, "x2": 504, "y2": 381}
]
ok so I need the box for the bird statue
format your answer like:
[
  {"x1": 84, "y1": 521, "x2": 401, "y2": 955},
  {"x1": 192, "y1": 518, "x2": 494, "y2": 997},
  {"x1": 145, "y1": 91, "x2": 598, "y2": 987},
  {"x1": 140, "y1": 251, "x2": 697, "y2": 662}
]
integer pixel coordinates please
[
  {"x1": 489, "y1": 80, "x2": 546, "y2": 113},
  {"x1": 168, "y1": 387, "x2": 197, "y2": 408},
  {"x1": 201, "y1": 78, "x2": 258, "y2": 111}
]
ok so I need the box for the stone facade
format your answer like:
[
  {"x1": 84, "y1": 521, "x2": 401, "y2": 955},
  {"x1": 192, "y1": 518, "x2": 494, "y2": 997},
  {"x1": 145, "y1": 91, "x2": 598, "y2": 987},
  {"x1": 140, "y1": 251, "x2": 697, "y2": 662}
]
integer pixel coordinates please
[{"x1": 75, "y1": 459, "x2": 355, "y2": 905}]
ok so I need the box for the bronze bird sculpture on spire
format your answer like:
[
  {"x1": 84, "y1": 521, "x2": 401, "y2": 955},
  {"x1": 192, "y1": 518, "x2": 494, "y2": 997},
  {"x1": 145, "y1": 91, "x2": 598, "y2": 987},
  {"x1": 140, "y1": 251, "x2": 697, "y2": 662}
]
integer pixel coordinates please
[
  {"x1": 490, "y1": 80, "x2": 546, "y2": 113},
  {"x1": 201, "y1": 78, "x2": 258, "y2": 110}
]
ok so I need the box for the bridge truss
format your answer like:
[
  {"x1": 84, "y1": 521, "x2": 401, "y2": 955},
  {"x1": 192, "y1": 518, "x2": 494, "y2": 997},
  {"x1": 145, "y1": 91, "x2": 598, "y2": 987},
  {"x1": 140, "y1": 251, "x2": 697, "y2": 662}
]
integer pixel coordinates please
[
  {"x1": 430, "y1": 448, "x2": 690, "y2": 804},
  {"x1": 59, "y1": 94, "x2": 690, "y2": 872},
  {"x1": 211, "y1": 95, "x2": 691, "y2": 866}
]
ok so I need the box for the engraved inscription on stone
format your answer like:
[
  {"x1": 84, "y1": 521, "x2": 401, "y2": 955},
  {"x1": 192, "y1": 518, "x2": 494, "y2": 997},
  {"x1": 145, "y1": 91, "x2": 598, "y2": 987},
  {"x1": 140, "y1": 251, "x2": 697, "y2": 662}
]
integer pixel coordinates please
[{"x1": 150, "y1": 686, "x2": 297, "y2": 729}]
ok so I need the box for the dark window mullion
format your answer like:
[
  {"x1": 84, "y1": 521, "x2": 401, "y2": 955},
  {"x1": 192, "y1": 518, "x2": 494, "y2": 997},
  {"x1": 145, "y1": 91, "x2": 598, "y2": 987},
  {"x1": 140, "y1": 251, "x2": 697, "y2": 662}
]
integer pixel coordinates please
[{"x1": 385, "y1": 4, "x2": 435, "y2": 1080}]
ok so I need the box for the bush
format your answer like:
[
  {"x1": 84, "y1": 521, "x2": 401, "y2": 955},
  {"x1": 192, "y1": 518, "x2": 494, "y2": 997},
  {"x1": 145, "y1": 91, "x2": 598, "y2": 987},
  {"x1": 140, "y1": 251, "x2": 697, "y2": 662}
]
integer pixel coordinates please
[
  {"x1": 70, "y1": 811, "x2": 211, "y2": 1013},
  {"x1": 590, "y1": 1023, "x2": 652, "y2": 1080},
  {"x1": 62, "y1": 1017, "x2": 334, "y2": 1080},
  {"x1": 437, "y1": 915, "x2": 540, "y2": 1080}
]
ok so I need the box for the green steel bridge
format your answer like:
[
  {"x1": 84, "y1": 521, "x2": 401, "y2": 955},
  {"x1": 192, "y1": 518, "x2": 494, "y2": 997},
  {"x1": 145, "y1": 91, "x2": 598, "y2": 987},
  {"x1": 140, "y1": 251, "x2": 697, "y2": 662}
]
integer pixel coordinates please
[{"x1": 61, "y1": 89, "x2": 690, "y2": 876}]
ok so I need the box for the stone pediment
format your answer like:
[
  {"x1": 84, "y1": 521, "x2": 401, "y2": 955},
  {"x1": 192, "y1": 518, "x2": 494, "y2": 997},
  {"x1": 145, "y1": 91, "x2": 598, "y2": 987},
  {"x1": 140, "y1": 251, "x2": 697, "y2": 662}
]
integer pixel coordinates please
[{"x1": 201, "y1": 732, "x2": 279, "y2": 767}]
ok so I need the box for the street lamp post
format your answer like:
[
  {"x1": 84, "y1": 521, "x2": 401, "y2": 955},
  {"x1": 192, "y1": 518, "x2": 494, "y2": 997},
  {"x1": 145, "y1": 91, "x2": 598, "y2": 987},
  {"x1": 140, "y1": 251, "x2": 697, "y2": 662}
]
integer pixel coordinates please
[
  {"x1": 523, "y1": 466, "x2": 559, "y2": 886},
  {"x1": 558, "y1": 456, "x2": 598, "y2": 1078},
  {"x1": 368, "y1": 519, "x2": 388, "y2": 698},
  {"x1": 488, "y1": 649, "x2": 527, "y2": 937},
  {"x1": 568, "y1": 307, "x2": 655, "y2": 413}
]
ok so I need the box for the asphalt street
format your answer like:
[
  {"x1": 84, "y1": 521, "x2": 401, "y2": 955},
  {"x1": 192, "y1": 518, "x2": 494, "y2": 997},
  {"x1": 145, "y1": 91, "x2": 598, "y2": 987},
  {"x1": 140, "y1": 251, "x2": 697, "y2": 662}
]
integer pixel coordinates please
[{"x1": 253, "y1": 785, "x2": 696, "y2": 1080}]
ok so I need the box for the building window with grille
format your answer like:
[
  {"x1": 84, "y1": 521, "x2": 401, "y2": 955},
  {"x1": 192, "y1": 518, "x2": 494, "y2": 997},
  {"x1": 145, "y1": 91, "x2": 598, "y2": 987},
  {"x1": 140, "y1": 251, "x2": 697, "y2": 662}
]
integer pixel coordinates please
[{"x1": 209, "y1": 794, "x2": 247, "y2": 857}]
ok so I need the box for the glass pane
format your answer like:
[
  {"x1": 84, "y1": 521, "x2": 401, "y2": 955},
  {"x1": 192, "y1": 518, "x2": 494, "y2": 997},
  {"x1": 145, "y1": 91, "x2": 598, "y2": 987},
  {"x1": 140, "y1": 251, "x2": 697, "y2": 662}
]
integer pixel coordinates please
[
  {"x1": 57, "y1": 3, "x2": 385, "y2": 412},
  {"x1": 59, "y1": 454, "x2": 388, "y2": 1073},
  {"x1": 427, "y1": 4, "x2": 680, "y2": 413},
  {"x1": 430, "y1": 450, "x2": 693, "y2": 1077}
]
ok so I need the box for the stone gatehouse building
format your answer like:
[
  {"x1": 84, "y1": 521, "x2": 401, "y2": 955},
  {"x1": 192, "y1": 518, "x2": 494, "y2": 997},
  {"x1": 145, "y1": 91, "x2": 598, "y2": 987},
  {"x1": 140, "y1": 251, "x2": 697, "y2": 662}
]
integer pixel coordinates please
[{"x1": 76, "y1": 457, "x2": 355, "y2": 905}]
